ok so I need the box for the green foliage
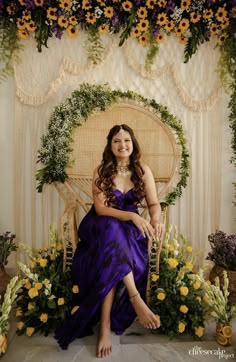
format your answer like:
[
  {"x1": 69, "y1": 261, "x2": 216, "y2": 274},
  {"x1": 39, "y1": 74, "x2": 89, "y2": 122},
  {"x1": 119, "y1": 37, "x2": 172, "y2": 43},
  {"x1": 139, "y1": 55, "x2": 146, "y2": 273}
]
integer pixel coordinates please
[
  {"x1": 148, "y1": 225, "x2": 208, "y2": 339},
  {"x1": 87, "y1": 28, "x2": 104, "y2": 65},
  {"x1": 145, "y1": 40, "x2": 159, "y2": 72},
  {"x1": 184, "y1": 24, "x2": 207, "y2": 63},
  {"x1": 36, "y1": 83, "x2": 189, "y2": 209}
]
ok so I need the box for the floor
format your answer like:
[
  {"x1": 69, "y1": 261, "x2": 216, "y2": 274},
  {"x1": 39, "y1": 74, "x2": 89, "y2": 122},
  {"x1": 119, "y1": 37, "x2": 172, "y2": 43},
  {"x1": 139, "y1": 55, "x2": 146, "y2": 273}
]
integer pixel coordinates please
[{"x1": 2, "y1": 317, "x2": 235, "y2": 362}]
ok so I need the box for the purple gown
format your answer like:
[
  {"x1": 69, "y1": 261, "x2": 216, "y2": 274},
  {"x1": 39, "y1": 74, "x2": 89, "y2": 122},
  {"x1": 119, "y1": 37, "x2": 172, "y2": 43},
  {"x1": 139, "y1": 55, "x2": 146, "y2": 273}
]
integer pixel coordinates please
[{"x1": 55, "y1": 188, "x2": 149, "y2": 350}]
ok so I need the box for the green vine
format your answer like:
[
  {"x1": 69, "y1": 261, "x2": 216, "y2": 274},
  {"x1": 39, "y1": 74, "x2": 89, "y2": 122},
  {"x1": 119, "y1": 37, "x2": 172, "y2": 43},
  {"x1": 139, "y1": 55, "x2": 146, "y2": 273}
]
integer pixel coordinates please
[
  {"x1": 87, "y1": 28, "x2": 104, "y2": 65},
  {"x1": 36, "y1": 83, "x2": 189, "y2": 210}
]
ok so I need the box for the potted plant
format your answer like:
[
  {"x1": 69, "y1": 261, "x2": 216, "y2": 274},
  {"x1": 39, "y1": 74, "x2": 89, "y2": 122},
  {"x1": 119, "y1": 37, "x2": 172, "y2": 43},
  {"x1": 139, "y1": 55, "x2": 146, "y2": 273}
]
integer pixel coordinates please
[
  {"x1": 206, "y1": 230, "x2": 236, "y2": 304},
  {"x1": 0, "y1": 232, "x2": 17, "y2": 301}
]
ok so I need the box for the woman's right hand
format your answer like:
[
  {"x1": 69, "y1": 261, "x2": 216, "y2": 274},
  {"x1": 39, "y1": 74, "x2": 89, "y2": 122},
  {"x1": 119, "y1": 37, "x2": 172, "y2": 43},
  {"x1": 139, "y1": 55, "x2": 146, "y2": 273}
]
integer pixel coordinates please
[{"x1": 131, "y1": 213, "x2": 155, "y2": 240}]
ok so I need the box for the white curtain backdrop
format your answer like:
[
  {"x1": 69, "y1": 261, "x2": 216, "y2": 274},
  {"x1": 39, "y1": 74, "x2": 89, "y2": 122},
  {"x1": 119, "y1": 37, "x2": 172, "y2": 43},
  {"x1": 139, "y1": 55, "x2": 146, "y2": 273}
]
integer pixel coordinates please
[{"x1": 0, "y1": 32, "x2": 235, "y2": 267}]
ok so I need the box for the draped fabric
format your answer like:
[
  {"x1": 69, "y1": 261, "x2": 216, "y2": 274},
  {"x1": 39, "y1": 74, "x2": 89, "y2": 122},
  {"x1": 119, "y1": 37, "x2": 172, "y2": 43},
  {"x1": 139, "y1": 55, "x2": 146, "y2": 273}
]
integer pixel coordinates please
[{"x1": 0, "y1": 32, "x2": 235, "y2": 266}]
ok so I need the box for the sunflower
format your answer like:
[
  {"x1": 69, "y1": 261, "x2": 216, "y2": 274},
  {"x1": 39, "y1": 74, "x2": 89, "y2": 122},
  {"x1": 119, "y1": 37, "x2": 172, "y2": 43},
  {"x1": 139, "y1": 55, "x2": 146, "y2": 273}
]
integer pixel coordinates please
[
  {"x1": 137, "y1": 7, "x2": 148, "y2": 19},
  {"x1": 98, "y1": 24, "x2": 109, "y2": 34},
  {"x1": 22, "y1": 10, "x2": 31, "y2": 20},
  {"x1": 6, "y1": 4, "x2": 16, "y2": 15},
  {"x1": 137, "y1": 19, "x2": 149, "y2": 32},
  {"x1": 220, "y1": 18, "x2": 229, "y2": 30},
  {"x1": 59, "y1": 0, "x2": 72, "y2": 11},
  {"x1": 209, "y1": 23, "x2": 218, "y2": 35},
  {"x1": 58, "y1": 16, "x2": 68, "y2": 28},
  {"x1": 86, "y1": 12, "x2": 96, "y2": 24},
  {"x1": 164, "y1": 20, "x2": 175, "y2": 32},
  {"x1": 146, "y1": 0, "x2": 156, "y2": 9},
  {"x1": 16, "y1": 18, "x2": 26, "y2": 31},
  {"x1": 203, "y1": 9, "x2": 213, "y2": 19},
  {"x1": 104, "y1": 6, "x2": 114, "y2": 18},
  {"x1": 122, "y1": 1, "x2": 133, "y2": 12},
  {"x1": 179, "y1": 37, "x2": 187, "y2": 45},
  {"x1": 174, "y1": 27, "x2": 182, "y2": 37},
  {"x1": 26, "y1": 20, "x2": 36, "y2": 32},
  {"x1": 82, "y1": 0, "x2": 92, "y2": 10},
  {"x1": 34, "y1": 0, "x2": 43, "y2": 6},
  {"x1": 215, "y1": 7, "x2": 228, "y2": 22},
  {"x1": 138, "y1": 33, "x2": 148, "y2": 46},
  {"x1": 181, "y1": 0, "x2": 190, "y2": 11},
  {"x1": 18, "y1": 30, "x2": 29, "y2": 40},
  {"x1": 156, "y1": 12, "x2": 168, "y2": 26},
  {"x1": 66, "y1": 26, "x2": 79, "y2": 38},
  {"x1": 47, "y1": 7, "x2": 57, "y2": 21},
  {"x1": 131, "y1": 27, "x2": 141, "y2": 38},
  {"x1": 158, "y1": 0, "x2": 166, "y2": 7},
  {"x1": 217, "y1": 33, "x2": 228, "y2": 46},
  {"x1": 190, "y1": 12, "x2": 201, "y2": 23},
  {"x1": 155, "y1": 32, "x2": 165, "y2": 44},
  {"x1": 179, "y1": 18, "x2": 190, "y2": 32},
  {"x1": 69, "y1": 16, "x2": 78, "y2": 26}
]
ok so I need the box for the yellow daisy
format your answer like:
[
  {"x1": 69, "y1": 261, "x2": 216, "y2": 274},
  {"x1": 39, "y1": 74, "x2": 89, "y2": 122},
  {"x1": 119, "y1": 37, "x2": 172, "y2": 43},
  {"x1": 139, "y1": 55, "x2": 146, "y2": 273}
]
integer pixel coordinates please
[
  {"x1": 47, "y1": 7, "x2": 57, "y2": 21},
  {"x1": 17, "y1": 18, "x2": 26, "y2": 31},
  {"x1": 156, "y1": 12, "x2": 168, "y2": 26},
  {"x1": 34, "y1": 0, "x2": 43, "y2": 6},
  {"x1": 98, "y1": 24, "x2": 110, "y2": 34},
  {"x1": 210, "y1": 24, "x2": 218, "y2": 35},
  {"x1": 26, "y1": 20, "x2": 36, "y2": 32},
  {"x1": 164, "y1": 20, "x2": 175, "y2": 32},
  {"x1": 203, "y1": 9, "x2": 213, "y2": 19},
  {"x1": 66, "y1": 26, "x2": 79, "y2": 38},
  {"x1": 69, "y1": 16, "x2": 78, "y2": 26},
  {"x1": 220, "y1": 18, "x2": 229, "y2": 30},
  {"x1": 156, "y1": 33, "x2": 165, "y2": 44},
  {"x1": 22, "y1": 10, "x2": 31, "y2": 20},
  {"x1": 181, "y1": 0, "x2": 191, "y2": 11},
  {"x1": 146, "y1": 0, "x2": 156, "y2": 9},
  {"x1": 86, "y1": 12, "x2": 96, "y2": 24},
  {"x1": 104, "y1": 6, "x2": 114, "y2": 18},
  {"x1": 179, "y1": 37, "x2": 187, "y2": 45},
  {"x1": 174, "y1": 27, "x2": 182, "y2": 38},
  {"x1": 131, "y1": 27, "x2": 141, "y2": 38},
  {"x1": 82, "y1": 0, "x2": 92, "y2": 11},
  {"x1": 216, "y1": 7, "x2": 228, "y2": 22},
  {"x1": 138, "y1": 34, "x2": 148, "y2": 46},
  {"x1": 58, "y1": 16, "x2": 69, "y2": 28},
  {"x1": 179, "y1": 18, "x2": 190, "y2": 32},
  {"x1": 137, "y1": 7, "x2": 148, "y2": 19},
  {"x1": 158, "y1": 0, "x2": 166, "y2": 7},
  {"x1": 190, "y1": 12, "x2": 201, "y2": 23},
  {"x1": 137, "y1": 19, "x2": 149, "y2": 32},
  {"x1": 217, "y1": 33, "x2": 228, "y2": 45},
  {"x1": 122, "y1": 1, "x2": 133, "y2": 12},
  {"x1": 59, "y1": 0, "x2": 72, "y2": 11}
]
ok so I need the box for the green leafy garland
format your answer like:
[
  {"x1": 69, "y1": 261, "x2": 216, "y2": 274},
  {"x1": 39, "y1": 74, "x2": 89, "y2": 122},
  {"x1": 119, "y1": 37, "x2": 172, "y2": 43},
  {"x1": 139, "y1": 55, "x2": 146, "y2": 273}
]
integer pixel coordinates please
[{"x1": 36, "y1": 83, "x2": 189, "y2": 209}]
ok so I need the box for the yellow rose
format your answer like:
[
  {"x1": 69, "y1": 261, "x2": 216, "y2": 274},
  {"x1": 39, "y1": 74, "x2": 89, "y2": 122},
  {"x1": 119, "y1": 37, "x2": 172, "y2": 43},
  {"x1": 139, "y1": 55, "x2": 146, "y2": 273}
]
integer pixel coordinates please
[
  {"x1": 186, "y1": 245, "x2": 192, "y2": 252},
  {"x1": 39, "y1": 313, "x2": 48, "y2": 323},
  {"x1": 179, "y1": 305, "x2": 188, "y2": 314},
  {"x1": 178, "y1": 322, "x2": 185, "y2": 333},
  {"x1": 193, "y1": 281, "x2": 201, "y2": 290},
  {"x1": 0, "y1": 334, "x2": 7, "y2": 354},
  {"x1": 195, "y1": 326, "x2": 204, "y2": 337},
  {"x1": 185, "y1": 261, "x2": 193, "y2": 271},
  {"x1": 203, "y1": 294, "x2": 209, "y2": 303},
  {"x1": 39, "y1": 258, "x2": 47, "y2": 267},
  {"x1": 17, "y1": 321, "x2": 24, "y2": 330},
  {"x1": 168, "y1": 245, "x2": 175, "y2": 252},
  {"x1": 15, "y1": 308, "x2": 22, "y2": 317},
  {"x1": 179, "y1": 286, "x2": 189, "y2": 296},
  {"x1": 28, "y1": 287, "x2": 39, "y2": 299},
  {"x1": 34, "y1": 282, "x2": 43, "y2": 290},
  {"x1": 24, "y1": 281, "x2": 32, "y2": 289},
  {"x1": 30, "y1": 261, "x2": 35, "y2": 269},
  {"x1": 167, "y1": 258, "x2": 178, "y2": 268},
  {"x1": 151, "y1": 273, "x2": 159, "y2": 282},
  {"x1": 157, "y1": 292, "x2": 166, "y2": 300},
  {"x1": 28, "y1": 302, "x2": 35, "y2": 310},
  {"x1": 26, "y1": 327, "x2": 35, "y2": 337},
  {"x1": 56, "y1": 244, "x2": 63, "y2": 251},
  {"x1": 57, "y1": 297, "x2": 65, "y2": 305},
  {"x1": 71, "y1": 306, "x2": 80, "y2": 315},
  {"x1": 72, "y1": 285, "x2": 79, "y2": 293}
]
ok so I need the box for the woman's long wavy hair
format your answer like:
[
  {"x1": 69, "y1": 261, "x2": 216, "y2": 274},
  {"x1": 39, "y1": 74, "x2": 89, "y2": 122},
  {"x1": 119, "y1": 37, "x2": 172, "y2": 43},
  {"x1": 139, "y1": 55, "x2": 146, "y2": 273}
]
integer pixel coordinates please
[{"x1": 95, "y1": 124, "x2": 145, "y2": 206}]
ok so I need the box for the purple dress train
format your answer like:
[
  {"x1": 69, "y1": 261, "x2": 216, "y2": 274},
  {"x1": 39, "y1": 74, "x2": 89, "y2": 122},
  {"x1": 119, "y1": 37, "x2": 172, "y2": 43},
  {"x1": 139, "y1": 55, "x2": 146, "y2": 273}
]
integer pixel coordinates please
[{"x1": 54, "y1": 188, "x2": 149, "y2": 350}]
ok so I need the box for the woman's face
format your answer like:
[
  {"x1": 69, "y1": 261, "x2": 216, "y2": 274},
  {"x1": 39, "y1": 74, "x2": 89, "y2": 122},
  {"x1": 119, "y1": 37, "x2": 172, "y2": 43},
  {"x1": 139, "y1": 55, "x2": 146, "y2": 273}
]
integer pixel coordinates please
[{"x1": 111, "y1": 130, "x2": 133, "y2": 162}]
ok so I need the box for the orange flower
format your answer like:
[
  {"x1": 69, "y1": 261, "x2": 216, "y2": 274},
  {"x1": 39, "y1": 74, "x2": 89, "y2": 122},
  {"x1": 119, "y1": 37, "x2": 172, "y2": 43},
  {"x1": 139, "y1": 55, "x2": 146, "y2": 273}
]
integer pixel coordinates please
[
  {"x1": 22, "y1": 10, "x2": 31, "y2": 20},
  {"x1": 26, "y1": 20, "x2": 36, "y2": 32},
  {"x1": 66, "y1": 26, "x2": 79, "y2": 38},
  {"x1": 47, "y1": 7, "x2": 57, "y2": 21},
  {"x1": 98, "y1": 24, "x2": 109, "y2": 34},
  {"x1": 217, "y1": 33, "x2": 228, "y2": 46},
  {"x1": 18, "y1": 30, "x2": 29, "y2": 40},
  {"x1": 59, "y1": 0, "x2": 72, "y2": 10},
  {"x1": 82, "y1": 0, "x2": 92, "y2": 10},
  {"x1": 179, "y1": 286, "x2": 189, "y2": 296},
  {"x1": 146, "y1": 0, "x2": 156, "y2": 9},
  {"x1": 58, "y1": 16, "x2": 68, "y2": 28},
  {"x1": 190, "y1": 12, "x2": 201, "y2": 23},
  {"x1": 216, "y1": 7, "x2": 228, "y2": 22},
  {"x1": 57, "y1": 297, "x2": 65, "y2": 305},
  {"x1": 220, "y1": 18, "x2": 229, "y2": 30},
  {"x1": 158, "y1": 0, "x2": 166, "y2": 7},
  {"x1": 164, "y1": 20, "x2": 175, "y2": 32},
  {"x1": 137, "y1": 19, "x2": 149, "y2": 32},
  {"x1": 122, "y1": 1, "x2": 133, "y2": 12},
  {"x1": 39, "y1": 313, "x2": 48, "y2": 323},
  {"x1": 69, "y1": 16, "x2": 78, "y2": 26},
  {"x1": 131, "y1": 27, "x2": 141, "y2": 38},
  {"x1": 174, "y1": 27, "x2": 182, "y2": 38},
  {"x1": 203, "y1": 9, "x2": 213, "y2": 20},
  {"x1": 178, "y1": 322, "x2": 185, "y2": 333},
  {"x1": 72, "y1": 285, "x2": 79, "y2": 293},
  {"x1": 179, "y1": 18, "x2": 190, "y2": 32},
  {"x1": 181, "y1": 0, "x2": 190, "y2": 11},
  {"x1": 17, "y1": 18, "x2": 26, "y2": 31},
  {"x1": 17, "y1": 321, "x2": 24, "y2": 330},
  {"x1": 156, "y1": 12, "x2": 168, "y2": 26},
  {"x1": 104, "y1": 6, "x2": 114, "y2": 18},
  {"x1": 28, "y1": 287, "x2": 39, "y2": 299},
  {"x1": 137, "y1": 7, "x2": 148, "y2": 19},
  {"x1": 26, "y1": 327, "x2": 35, "y2": 337},
  {"x1": 195, "y1": 326, "x2": 204, "y2": 337},
  {"x1": 138, "y1": 34, "x2": 148, "y2": 46},
  {"x1": 156, "y1": 33, "x2": 165, "y2": 44},
  {"x1": 86, "y1": 12, "x2": 96, "y2": 24}
]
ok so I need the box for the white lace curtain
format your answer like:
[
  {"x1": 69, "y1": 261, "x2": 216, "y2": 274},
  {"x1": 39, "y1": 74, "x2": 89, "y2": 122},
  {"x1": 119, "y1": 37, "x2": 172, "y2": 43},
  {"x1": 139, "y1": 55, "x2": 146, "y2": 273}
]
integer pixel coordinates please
[{"x1": 5, "y1": 32, "x2": 235, "y2": 264}]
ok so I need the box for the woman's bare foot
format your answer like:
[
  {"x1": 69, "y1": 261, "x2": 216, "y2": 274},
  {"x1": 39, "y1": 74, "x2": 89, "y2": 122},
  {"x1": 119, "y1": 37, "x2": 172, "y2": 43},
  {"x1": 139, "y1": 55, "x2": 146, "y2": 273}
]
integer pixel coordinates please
[
  {"x1": 96, "y1": 323, "x2": 112, "y2": 358},
  {"x1": 130, "y1": 293, "x2": 160, "y2": 329}
]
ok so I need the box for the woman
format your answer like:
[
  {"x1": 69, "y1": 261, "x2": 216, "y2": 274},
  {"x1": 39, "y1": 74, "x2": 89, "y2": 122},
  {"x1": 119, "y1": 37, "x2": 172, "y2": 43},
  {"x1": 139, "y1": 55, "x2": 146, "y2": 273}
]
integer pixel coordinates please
[{"x1": 55, "y1": 124, "x2": 165, "y2": 357}]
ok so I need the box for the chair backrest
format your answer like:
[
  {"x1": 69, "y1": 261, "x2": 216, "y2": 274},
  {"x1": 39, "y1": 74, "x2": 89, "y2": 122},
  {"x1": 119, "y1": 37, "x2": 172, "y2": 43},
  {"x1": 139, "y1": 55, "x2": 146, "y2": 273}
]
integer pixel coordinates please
[{"x1": 55, "y1": 100, "x2": 181, "y2": 267}]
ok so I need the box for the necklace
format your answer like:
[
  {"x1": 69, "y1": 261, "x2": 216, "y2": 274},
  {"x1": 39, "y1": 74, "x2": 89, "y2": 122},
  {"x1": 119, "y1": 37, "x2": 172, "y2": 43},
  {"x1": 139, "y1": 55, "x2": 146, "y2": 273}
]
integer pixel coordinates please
[{"x1": 116, "y1": 162, "x2": 131, "y2": 177}]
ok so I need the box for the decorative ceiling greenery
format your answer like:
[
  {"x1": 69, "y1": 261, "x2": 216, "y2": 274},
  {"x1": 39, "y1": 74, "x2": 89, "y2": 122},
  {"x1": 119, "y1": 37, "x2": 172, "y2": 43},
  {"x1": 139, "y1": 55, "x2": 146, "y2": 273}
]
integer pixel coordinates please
[
  {"x1": 0, "y1": 1, "x2": 235, "y2": 166},
  {"x1": 36, "y1": 83, "x2": 190, "y2": 209}
]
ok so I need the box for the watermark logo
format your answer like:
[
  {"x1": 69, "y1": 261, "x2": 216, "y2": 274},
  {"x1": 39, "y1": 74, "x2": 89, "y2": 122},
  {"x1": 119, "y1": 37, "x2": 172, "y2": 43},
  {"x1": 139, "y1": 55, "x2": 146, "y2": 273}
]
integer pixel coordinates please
[{"x1": 188, "y1": 346, "x2": 235, "y2": 360}]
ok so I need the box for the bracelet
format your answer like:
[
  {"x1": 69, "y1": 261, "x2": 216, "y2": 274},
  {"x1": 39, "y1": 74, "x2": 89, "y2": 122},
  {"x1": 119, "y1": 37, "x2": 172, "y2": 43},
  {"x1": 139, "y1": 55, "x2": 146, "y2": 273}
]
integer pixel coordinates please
[{"x1": 129, "y1": 292, "x2": 139, "y2": 301}]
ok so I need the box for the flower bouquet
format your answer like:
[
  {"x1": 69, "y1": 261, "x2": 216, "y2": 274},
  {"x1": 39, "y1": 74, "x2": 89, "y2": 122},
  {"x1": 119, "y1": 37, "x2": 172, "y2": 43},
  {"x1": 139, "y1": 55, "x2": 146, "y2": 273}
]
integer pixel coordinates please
[
  {"x1": 0, "y1": 231, "x2": 17, "y2": 301},
  {"x1": 148, "y1": 225, "x2": 208, "y2": 339},
  {"x1": 15, "y1": 225, "x2": 79, "y2": 337}
]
